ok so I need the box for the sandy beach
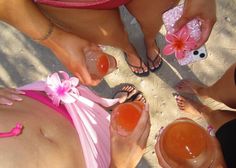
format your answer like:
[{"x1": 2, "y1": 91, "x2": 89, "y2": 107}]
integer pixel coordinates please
[{"x1": 0, "y1": 0, "x2": 235, "y2": 167}]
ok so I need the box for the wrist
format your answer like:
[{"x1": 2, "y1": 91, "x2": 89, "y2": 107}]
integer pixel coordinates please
[
  {"x1": 33, "y1": 22, "x2": 54, "y2": 42},
  {"x1": 40, "y1": 25, "x2": 63, "y2": 48},
  {"x1": 0, "y1": 0, "x2": 58, "y2": 44}
]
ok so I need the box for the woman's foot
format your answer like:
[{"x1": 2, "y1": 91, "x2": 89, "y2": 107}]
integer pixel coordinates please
[
  {"x1": 124, "y1": 53, "x2": 149, "y2": 77},
  {"x1": 113, "y1": 84, "x2": 146, "y2": 104},
  {"x1": 175, "y1": 95, "x2": 205, "y2": 116},
  {"x1": 145, "y1": 39, "x2": 163, "y2": 72},
  {"x1": 175, "y1": 80, "x2": 208, "y2": 98}
]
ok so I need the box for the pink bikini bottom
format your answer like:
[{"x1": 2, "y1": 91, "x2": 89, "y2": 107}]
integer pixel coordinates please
[
  {"x1": 2, "y1": 71, "x2": 119, "y2": 167},
  {"x1": 24, "y1": 90, "x2": 73, "y2": 124},
  {"x1": 0, "y1": 90, "x2": 73, "y2": 138},
  {"x1": 34, "y1": 0, "x2": 131, "y2": 9}
]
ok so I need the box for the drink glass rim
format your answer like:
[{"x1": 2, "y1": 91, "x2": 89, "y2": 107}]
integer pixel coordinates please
[{"x1": 156, "y1": 118, "x2": 216, "y2": 168}]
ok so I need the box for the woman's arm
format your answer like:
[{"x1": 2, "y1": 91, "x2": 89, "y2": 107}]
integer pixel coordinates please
[
  {"x1": 0, "y1": 0, "x2": 53, "y2": 41},
  {"x1": 0, "y1": 0, "x2": 101, "y2": 86}
]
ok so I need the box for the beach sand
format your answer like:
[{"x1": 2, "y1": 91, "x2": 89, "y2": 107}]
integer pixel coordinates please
[{"x1": 0, "y1": 0, "x2": 235, "y2": 167}]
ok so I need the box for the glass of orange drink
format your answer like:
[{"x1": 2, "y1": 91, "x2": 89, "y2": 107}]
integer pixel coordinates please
[
  {"x1": 111, "y1": 101, "x2": 145, "y2": 136},
  {"x1": 156, "y1": 118, "x2": 216, "y2": 168},
  {"x1": 85, "y1": 51, "x2": 117, "y2": 79}
]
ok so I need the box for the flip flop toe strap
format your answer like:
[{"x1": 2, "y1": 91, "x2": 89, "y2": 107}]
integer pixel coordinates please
[
  {"x1": 124, "y1": 54, "x2": 146, "y2": 73},
  {"x1": 148, "y1": 53, "x2": 162, "y2": 67}
]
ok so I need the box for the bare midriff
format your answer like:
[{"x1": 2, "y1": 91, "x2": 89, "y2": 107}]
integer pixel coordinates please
[
  {"x1": 0, "y1": 95, "x2": 86, "y2": 168},
  {"x1": 37, "y1": 3, "x2": 122, "y2": 44}
]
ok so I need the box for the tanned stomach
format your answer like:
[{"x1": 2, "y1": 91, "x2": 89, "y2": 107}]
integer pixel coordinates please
[{"x1": 0, "y1": 95, "x2": 86, "y2": 168}]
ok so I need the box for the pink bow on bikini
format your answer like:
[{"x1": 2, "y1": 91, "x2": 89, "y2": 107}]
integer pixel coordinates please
[
  {"x1": 45, "y1": 72, "x2": 80, "y2": 106},
  {"x1": 18, "y1": 71, "x2": 120, "y2": 168}
]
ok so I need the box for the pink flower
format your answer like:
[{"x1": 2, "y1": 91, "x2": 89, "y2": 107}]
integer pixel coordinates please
[
  {"x1": 163, "y1": 26, "x2": 196, "y2": 59},
  {"x1": 46, "y1": 71, "x2": 80, "y2": 106}
]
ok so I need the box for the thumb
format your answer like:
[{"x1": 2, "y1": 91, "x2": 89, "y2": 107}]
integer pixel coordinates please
[
  {"x1": 174, "y1": 16, "x2": 190, "y2": 33},
  {"x1": 74, "y1": 63, "x2": 101, "y2": 86}
]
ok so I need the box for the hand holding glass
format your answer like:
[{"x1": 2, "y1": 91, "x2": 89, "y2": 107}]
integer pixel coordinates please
[{"x1": 85, "y1": 49, "x2": 117, "y2": 80}]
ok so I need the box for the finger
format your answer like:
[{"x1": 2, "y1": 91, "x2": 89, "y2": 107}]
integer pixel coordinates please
[
  {"x1": 195, "y1": 19, "x2": 215, "y2": 48},
  {"x1": 0, "y1": 88, "x2": 23, "y2": 101},
  {"x1": 109, "y1": 123, "x2": 116, "y2": 137},
  {"x1": 109, "y1": 119, "x2": 124, "y2": 139},
  {"x1": 91, "y1": 44, "x2": 103, "y2": 52},
  {"x1": 174, "y1": 16, "x2": 191, "y2": 33},
  {"x1": 0, "y1": 97, "x2": 13, "y2": 106},
  {"x1": 78, "y1": 49, "x2": 102, "y2": 86},
  {"x1": 138, "y1": 118, "x2": 151, "y2": 149},
  {"x1": 110, "y1": 111, "x2": 120, "y2": 137},
  {"x1": 211, "y1": 137, "x2": 227, "y2": 167},
  {"x1": 155, "y1": 142, "x2": 170, "y2": 168},
  {"x1": 5, "y1": 88, "x2": 25, "y2": 95},
  {"x1": 0, "y1": 94, "x2": 23, "y2": 102},
  {"x1": 131, "y1": 104, "x2": 150, "y2": 139},
  {"x1": 13, "y1": 89, "x2": 26, "y2": 95},
  {"x1": 75, "y1": 63, "x2": 101, "y2": 86},
  {"x1": 0, "y1": 88, "x2": 14, "y2": 94},
  {"x1": 74, "y1": 72, "x2": 85, "y2": 85},
  {"x1": 83, "y1": 44, "x2": 102, "y2": 53}
]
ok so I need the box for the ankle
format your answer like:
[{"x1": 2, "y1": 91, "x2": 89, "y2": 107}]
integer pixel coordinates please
[
  {"x1": 125, "y1": 52, "x2": 140, "y2": 59},
  {"x1": 144, "y1": 38, "x2": 156, "y2": 48},
  {"x1": 145, "y1": 39, "x2": 160, "y2": 56},
  {"x1": 198, "y1": 105, "x2": 212, "y2": 116},
  {"x1": 196, "y1": 87, "x2": 207, "y2": 97}
]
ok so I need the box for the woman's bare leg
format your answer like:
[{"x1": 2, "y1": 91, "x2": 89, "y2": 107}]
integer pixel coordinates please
[
  {"x1": 37, "y1": 4, "x2": 148, "y2": 74},
  {"x1": 200, "y1": 63, "x2": 236, "y2": 108},
  {"x1": 176, "y1": 63, "x2": 236, "y2": 108},
  {"x1": 125, "y1": 0, "x2": 179, "y2": 70},
  {"x1": 176, "y1": 95, "x2": 233, "y2": 167},
  {"x1": 176, "y1": 95, "x2": 236, "y2": 131}
]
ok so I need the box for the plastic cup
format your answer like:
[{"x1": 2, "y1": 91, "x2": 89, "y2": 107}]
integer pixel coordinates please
[
  {"x1": 86, "y1": 52, "x2": 117, "y2": 79},
  {"x1": 112, "y1": 101, "x2": 145, "y2": 136},
  {"x1": 156, "y1": 118, "x2": 216, "y2": 168}
]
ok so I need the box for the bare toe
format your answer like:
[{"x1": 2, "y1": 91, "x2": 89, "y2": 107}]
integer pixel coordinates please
[
  {"x1": 124, "y1": 53, "x2": 149, "y2": 76},
  {"x1": 175, "y1": 80, "x2": 206, "y2": 96},
  {"x1": 126, "y1": 86, "x2": 133, "y2": 92},
  {"x1": 148, "y1": 54, "x2": 163, "y2": 71},
  {"x1": 113, "y1": 85, "x2": 136, "y2": 103},
  {"x1": 133, "y1": 92, "x2": 146, "y2": 103},
  {"x1": 175, "y1": 95, "x2": 203, "y2": 116}
]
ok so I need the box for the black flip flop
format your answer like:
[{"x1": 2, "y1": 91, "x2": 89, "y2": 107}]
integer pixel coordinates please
[
  {"x1": 147, "y1": 53, "x2": 163, "y2": 72},
  {"x1": 113, "y1": 85, "x2": 146, "y2": 103},
  {"x1": 127, "y1": 91, "x2": 146, "y2": 103},
  {"x1": 124, "y1": 53, "x2": 149, "y2": 77}
]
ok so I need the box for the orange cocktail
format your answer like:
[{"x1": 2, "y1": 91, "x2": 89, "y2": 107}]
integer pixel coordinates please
[
  {"x1": 86, "y1": 52, "x2": 117, "y2": 79},
  {"x1": 96, "y1": 54, "x2": 109, "y2": 76},
  {"x1": 112, "y1": 101, "x2": 144, "y2": 136},
  {"x1": 156, "y1": 118, "x2": 216, "y2": 168},
  {"x1": 163, "y1": 121, "x2": 207, "y2": 160}
]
